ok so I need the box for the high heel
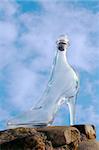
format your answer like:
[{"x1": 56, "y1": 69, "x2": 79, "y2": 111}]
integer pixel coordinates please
[{"x1": 66, "y1": 96, "x2": 76, "y2": 125}]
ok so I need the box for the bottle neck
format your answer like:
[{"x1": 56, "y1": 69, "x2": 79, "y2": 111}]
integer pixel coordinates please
[{"x1": 57, "y1": 49, "x2": 68, "y2": 65}]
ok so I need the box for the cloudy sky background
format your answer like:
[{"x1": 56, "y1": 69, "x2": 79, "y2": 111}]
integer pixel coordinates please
[{"x1": 0, "y1": 0, "x2": 99, "y2": 139}]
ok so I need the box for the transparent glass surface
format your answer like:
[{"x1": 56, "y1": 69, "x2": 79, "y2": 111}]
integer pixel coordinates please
[{"x1": 7, "y1": 48, "x2": 79, "y2": 128}]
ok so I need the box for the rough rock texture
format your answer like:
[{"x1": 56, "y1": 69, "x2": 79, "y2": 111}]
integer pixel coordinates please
[
  {"x1": 78, "y1": 140, "x2": 99, "y2": 150},
  {"x1": 0, "y1": 125, "x2": 98, "y2": 150}
]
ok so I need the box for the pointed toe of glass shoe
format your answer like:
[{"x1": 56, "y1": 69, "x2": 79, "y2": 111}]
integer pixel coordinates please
[
  {"x1": 7, "y1": 109, "x2": 52, "y2": 128},
  {"x1": 7, "y1": 120, "x2": 47, "y2": 128}
]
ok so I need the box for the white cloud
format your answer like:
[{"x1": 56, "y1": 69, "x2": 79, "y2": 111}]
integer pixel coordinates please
[
  {"x1": 0, "y1": 107, "x2": 10, "y2": 121},
  {"x1": 17, "y1": 2, "x2": 99, "y2": 72},
  {"x1": 76, "y1": 104, "x2": 99, "y2": 126},
  {"x1": 0, "y1": 21, "x2": 18, "y2": 70},
  {"x1": 4, "y1": 62, "x2": 45, "y2": 110},
  {"x1": 0, "y1": 21, "x2": 17, "y2": 45},
  {"x1": 0, "y1": 0, "x2": 18, "y2": 20}
]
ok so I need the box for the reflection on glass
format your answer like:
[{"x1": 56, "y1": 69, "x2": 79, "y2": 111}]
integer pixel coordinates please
[{"x1": 7, "y1": 35, "x2": 79, "y2": 128}]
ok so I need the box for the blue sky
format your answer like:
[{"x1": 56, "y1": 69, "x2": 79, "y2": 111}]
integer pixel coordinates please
[{"x1": 0, "y1": 0, "x2": 99, "y2": 139}]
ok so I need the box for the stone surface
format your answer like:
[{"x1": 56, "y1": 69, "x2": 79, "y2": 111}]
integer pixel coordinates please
[
  {"x1": 0, "y1": 127, "x2": 36, "y2": 144},
  {"x1": 37, "y1": 126, "x2": 80, "y2": 146},
  {"x1": 0, "y1": 125, "x2": 97, "y2": 150},
  {"x1": 0, "y1": 127, "x2": 45, "y2": 150},
  {"x1": 73, "y1": 124, "x2": 96, "y2": 140},
  {"x1": 78, "y1": 140, "x2": 99, "y2": 150}
]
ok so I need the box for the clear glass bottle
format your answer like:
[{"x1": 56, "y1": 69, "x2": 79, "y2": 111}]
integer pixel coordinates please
[{"x1": 7, "y1": 35, "x2": 79, "y2": 128}]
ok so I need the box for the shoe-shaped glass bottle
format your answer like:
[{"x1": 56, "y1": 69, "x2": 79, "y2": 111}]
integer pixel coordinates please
[{"x1": 7, "y1": 35, "x2": 79, "y2": 128}]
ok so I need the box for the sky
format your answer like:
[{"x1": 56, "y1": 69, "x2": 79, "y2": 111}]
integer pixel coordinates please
[{"x1": 0, "y1": 0, "x2": 99, "y2": 139}]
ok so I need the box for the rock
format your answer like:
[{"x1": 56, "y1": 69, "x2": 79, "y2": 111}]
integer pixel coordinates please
[
  {"x1": 78, "y1": 140, "x2": 99, "y2": 150},
  {"x1": 0, "y1": 127, "x2": 45, "y2": 150},
  {"x1": 0, "y1": 127, "x2": 36, "y2": 144},
  {"x1": 0, "y1": 124, "x2": 97, "y2": 150},
  {"x1": 85, "y1": 125, "x2": 96, "y2": 139},
  {"x1": 37, "y1": 126, "x2": 80, "y2": 146},
  {"x1": 73, "y1": 124, "x2": 96, "y2": 141}
]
